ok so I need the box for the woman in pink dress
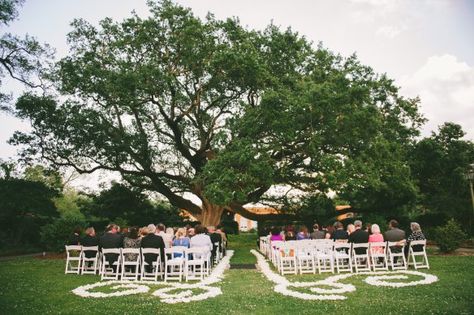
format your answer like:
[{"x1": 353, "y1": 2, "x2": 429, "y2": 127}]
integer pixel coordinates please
[{"x1": 368, "y1": 224, "x2": 384, "y2": 254}]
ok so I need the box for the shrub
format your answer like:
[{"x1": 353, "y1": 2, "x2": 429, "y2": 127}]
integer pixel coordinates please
[
  {"x1": 433, "y1": 219, "x2": 467, "y2": 253},
  {"x1": 40, "y1": 212, "x2": 86, "y2": 252}
]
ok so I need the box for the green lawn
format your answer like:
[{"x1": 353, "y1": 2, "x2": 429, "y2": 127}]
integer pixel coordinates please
[{"x1": 0, "y1": 234, "x2": 473, "y2": 314}]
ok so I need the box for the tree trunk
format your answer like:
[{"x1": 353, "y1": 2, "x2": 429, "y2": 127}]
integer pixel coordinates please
[{"x1": 199, "y1": 199, "x2": 224, "y2": 226}]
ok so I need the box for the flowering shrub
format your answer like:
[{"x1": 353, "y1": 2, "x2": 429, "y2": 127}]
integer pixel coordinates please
[{"x1": 433, "y1": 219, "x2": 467, "y2": 253}]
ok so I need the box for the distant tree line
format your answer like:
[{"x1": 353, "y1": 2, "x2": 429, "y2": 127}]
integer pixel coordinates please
[{"x1": 0, "y1": 164, "x2": 186, "y2": 252}]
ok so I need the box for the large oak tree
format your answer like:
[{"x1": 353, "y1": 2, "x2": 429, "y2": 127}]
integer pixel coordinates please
[{"x1": 9, "y1": 1, "x2": 424, "y2": 225}]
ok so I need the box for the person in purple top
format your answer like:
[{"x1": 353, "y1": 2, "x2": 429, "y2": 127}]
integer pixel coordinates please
[
  {"x1": 270, "y1": 227, "x2": 284, "y2": 242},
  {"x1": 296, "y1": 226, "x2": 310, "y2": 240}
]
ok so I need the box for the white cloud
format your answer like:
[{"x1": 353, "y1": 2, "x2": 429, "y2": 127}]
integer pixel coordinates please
[
  {"x1": 399, "y1": 54, "x2": 474, "y2": 139},
  {"x1": 376, "y1": 25, "x2": 402, "y2": 38},
  {"x1": 349, "y1": 0, "x2": 450, "y2": 39}
]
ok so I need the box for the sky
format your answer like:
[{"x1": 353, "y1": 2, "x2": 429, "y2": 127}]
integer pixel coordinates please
[{"x1": 1, "y1": 0, "x2": 473, "y2": 190}]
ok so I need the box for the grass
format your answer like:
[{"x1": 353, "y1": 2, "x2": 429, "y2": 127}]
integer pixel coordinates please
[{"x1": 0, "y1": 234, "x2": 473, "y2": 314}]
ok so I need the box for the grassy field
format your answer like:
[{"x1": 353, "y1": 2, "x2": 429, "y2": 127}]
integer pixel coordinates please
[{"x1": 0, "y1": 233, "x2": 473, "y2": 314}]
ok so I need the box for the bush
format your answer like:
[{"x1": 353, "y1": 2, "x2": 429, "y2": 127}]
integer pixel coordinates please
[
  {"x1": 40, "y1": 212, "x2": 86, "y2": 252},
  {"x1": 433, "y1": 219, "x2": 467, "y2": 253},
  {"x1": 361, "y1": 213, "x2": 388, "y2": 233}
]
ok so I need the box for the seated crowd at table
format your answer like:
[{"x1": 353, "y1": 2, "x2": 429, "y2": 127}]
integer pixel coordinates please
[{"x1": 267, "y1": 219, "x2": 426, "y2": 257}]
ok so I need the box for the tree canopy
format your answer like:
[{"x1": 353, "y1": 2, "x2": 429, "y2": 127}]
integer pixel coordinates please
[
  {"x1": 9, "y1": 0, "x2": 425, "y2": 225},
  {"x1": 409, "y1": 122, "x2": 474, "y2": 229},
  {"x1": 0, "y1": 0, "x2": 53, "y2": 110}
]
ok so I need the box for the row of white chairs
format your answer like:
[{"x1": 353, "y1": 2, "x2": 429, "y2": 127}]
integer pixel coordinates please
[
  {"x1": 65, "y1": 245, "x2": 218, "y2": 282},
  {"x1": 259, "y1": 238, "x2": 429, "y2": 275}
]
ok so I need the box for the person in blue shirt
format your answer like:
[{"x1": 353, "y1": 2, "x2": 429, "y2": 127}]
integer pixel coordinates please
[{"x1": 172, "y1": 227, "x2": 190, "y2": 258}]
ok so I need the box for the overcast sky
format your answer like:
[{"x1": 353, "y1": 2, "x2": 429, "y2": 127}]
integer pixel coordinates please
[{"x1": 1, "y1": 0, "x2": 473, "y2": 189}]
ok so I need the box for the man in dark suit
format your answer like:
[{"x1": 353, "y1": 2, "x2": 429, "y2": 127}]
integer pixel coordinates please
[
  {"x1": 140, "y1": 224, "x2": 165, "y2": 272},
  {"x1": 67, "y1": 227, "x2": 82, "y2": 245},
  {"x1": 348, "y1": 220, "x2": 369, "y2": 254},
  {"x1": 81, "y1": 227, "x2": 99, "y2": 259},
  {"x1": 99, "y1": 224, "x2": 123, "y2": 269},
  {"x1": 207, "y1": 226, "x2": 222, "y2": 264},
  {"x1": 332, "y1": 221, "x2": 349, "y2": 241}
]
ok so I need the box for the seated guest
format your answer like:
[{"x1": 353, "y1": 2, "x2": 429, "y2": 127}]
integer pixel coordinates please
[
  {"x1": 216, "y1": 225, "x2": 227, "y2": 255},
  {"x1": 365, "y1": 223, "x2": 372, "y2": 234},
  {"x1": 99, "y1": 224, "x2": 124, "y2": 269},
  {"x1": 216, "y1": 225, "x2": 227, "y2": 242},
  {"x1": 407, "y1": 222, "x2": 426, "y2": 242},
  {"x1": 138, "y1": 226, "x2": 148, "y2": 238},
  {"x1": 368, "y1": 224, "x2": 384, "y2": 254},
  {"x1": 346, "y1": 224, "x2": 355, "y2": 235},
  {"x1": 121, "y1": 227, "x2": 129, "y2": 238},
  {"x1": 384, "y1": 219, "x2": 406, "y2": 258},
  {"x1": 123, "y1": 226, "x2": 141, "y2": 261},
  {"x1": 81, "y1": 227, "x2": 98, "y2": 246},
  {"x1": 285, "y1": 226, "x2": 296, "y2": 241},
  {"x1": 384, "y1": 219, "x2": 406, "y2": 242},
  {"x1": 141, "y1": 225, "x2": 165, "y2": 272},
  {"x1": 270, "y1": 227, "x2": 284, "y2": 242},
  {"x1": 405, "y1": 222, "x2": 426, "y2": 256},
  {"x1": 187, "y1": 227, "x2": 195, "y2": 238},
  {"x1": 207, "y1": 225, "x2": 222, "y2": 262},
  {"x1": 297, "y1": 226, "x2": 310, "y2": 240},
  {"x1": 68, "y1": 227, "x2": 82, "y2": 245},
  {"x1": 348, "y1": 220, "x2": 369, "y2": 254},
  {"x1": 332, "y1": 221, "x2": 349, "y2": 241},
  {"x1": 166, "y1": 227, "x2": 175, "y2": 238},
  {"x1": 310, "y1": 224, "x2": 326, "y2": 239},
  {"x1": 156, "y1": 223, "x2": 172, "y2": 248},
  {"x1": 81, "y1": 227, "x2": 99, "y2": 259},
  {"x1": 190, "y1": 224, "x2": 213, "y2": 252},
  {"x1": 325, "y1": 225, "x2": 335, "y2": 239},
  {"x1": 172, "y1": 228, "x2": 190, "y2": 258}
]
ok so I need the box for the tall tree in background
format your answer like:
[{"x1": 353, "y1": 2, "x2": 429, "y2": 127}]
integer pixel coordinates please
[
  {"x1": 0, "y1": 177, "x2": 58, "y2": 247},
  {"x1": 409, "y1": 122, "x2": 474, "y2": 229},
  {"x1": 0, "y1": 0, "x2": 53, "y2": 110},
  {"x1": 9, "y1": 0, "x2": 424, "y2": 225}
]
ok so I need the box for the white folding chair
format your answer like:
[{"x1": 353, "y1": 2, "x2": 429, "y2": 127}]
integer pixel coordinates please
[
  {"x1": 259, "y1": 236, "x2": 267, "y2": 254},
  {"x1": 141, "y1": 248, "x2": 163, "y2": 281},
  {"x1": 185, "y1": 247, "x2": 208, "y2": 281},
  {"x1": 81, "y1": 246, "x2": 99, "y2": 275},
  {"x1": 164, "y1": 246, "x2": 186, "y2": 281},
  {"x1": 100, "y1": 248, "x2": 121, "y2": 280},
  {"x1": 387, "y1": 241, "x2": 407, "y2": 270},
  {"x1": 296, "y1": 243, "x2": 316, "y2": 274},
  {"x1": 121, "y1": 248, "x2": 141, "y2": 281},
  {"x1": 65, "y1": 245, "x2": 83, "y2": 274},
  {"x1": 352, "y1": 243, "x2": 370, "y2": 273},
  {"x1": 334, "y1": 242, "x2": 352, "y2": 273},
  {"x1": 204, "y1": 247, "x2": 212, "y2": 275},
  {"x1": 369, "y1": 242, "x2": 388, "y2": 271},
  {"x1": 278, "y1": 243, "x2": 297, "y2": 275},
  {"x1": 270, "y1": 241, "x2": 284, "y2": 267},
  {"x1": 314, "y1": 240, "x2": 334, "y2": 273},
  {"x1": 408, "y1": 240, "x2": 429, "y2": 269}
]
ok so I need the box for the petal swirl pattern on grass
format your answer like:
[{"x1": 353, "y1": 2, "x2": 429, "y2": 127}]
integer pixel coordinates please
[
  {"x1": 251, "y1": 249, "x2": 438, "y2": 301},
  {"x1": 72, "y1": 250, "x2": 233, "y2": 303}
]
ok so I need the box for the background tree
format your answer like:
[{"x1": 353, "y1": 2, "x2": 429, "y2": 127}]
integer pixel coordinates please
[
  {"x1": 0, "y1": 177, "x2": 58, "y2": 248},
  {"x1": 0, "y1": 0, "x2": 53, "y2": 110},
  {"x1": 84, "y1": 182, "x2": 183, "y2": 227},
  {"x1": 409, "y1": 122, "x2": 474, "y2": 232},
  {"x1": 10, "y1": 1, "x2": 424, "y2": 225}
]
